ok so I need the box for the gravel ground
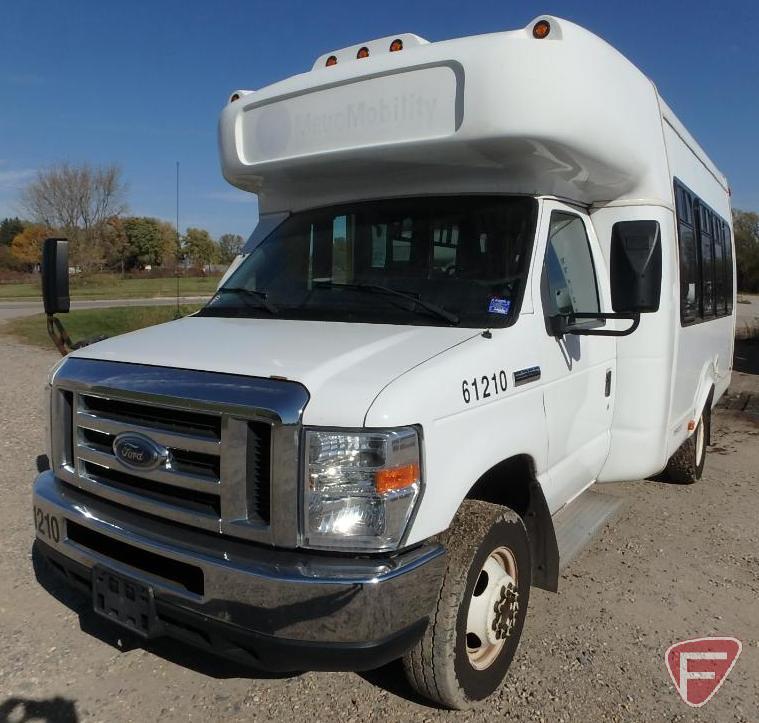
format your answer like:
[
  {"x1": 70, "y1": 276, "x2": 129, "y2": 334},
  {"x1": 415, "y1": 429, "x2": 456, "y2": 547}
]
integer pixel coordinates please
[
  {"x1": 736, "y1": 294, "x2": 759, "y2": 331},
  {"x1": 1, "y1": 336, "x2": 757, "y2": 722}
]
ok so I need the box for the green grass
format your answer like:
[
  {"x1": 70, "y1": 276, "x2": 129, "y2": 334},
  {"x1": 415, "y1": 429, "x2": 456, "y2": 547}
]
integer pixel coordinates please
[
  {"x1": 1, "y1": 304, "x2": 201, "y2": 348},
  {"x1": 0, "y1": 274, "x2": 222, "y2": 300}
]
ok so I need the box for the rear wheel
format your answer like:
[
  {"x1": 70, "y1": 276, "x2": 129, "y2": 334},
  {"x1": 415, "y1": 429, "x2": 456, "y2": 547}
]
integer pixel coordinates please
[
  {"x1": 402, "y1": 500, "x2": 530, "y2": 709},
  {"x1": 665, "y1": 406, "x2": 708, "y2": 483}
]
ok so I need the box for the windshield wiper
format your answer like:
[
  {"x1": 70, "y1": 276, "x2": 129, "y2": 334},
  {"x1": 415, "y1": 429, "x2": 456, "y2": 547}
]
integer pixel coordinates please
[
  {"x1": 313, "y1": 281, "x2": 459, "y2": 325},
  {"x1": 213, "y1": 286, "x2": 278, "y2": 314}
]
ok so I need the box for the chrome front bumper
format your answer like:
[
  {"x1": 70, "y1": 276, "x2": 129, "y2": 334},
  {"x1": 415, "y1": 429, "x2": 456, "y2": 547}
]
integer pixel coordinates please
[{"x1": 33, "y1": 472, "x2": 445, "y2": 669}]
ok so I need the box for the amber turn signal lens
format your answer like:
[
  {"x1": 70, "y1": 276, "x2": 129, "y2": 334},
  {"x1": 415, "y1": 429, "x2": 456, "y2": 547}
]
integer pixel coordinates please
[
  {"x1": 326, "y1": 55, "x2": 338, "y2": 67},
  {"x1": 375, "y1": 463, "x2": 420, "y2": 494},
  {"x1": 357, "y1": 46, "x2": 370, "y2": 59},
  {"x1": 532, "y1": 20, "x2": 551, "y2": 39},
  {"x1": 229, "y1": 93, "x2": 240, "y2": 103},
  {"x1": 390, "y1": 38, "x2": 403, "y2": 52}
]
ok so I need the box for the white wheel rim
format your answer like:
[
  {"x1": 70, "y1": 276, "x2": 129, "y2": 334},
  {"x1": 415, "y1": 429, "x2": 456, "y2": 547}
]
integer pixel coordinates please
[
  {"x1": 696, "y1": 416, "x2": 705, "y2": 464},
  {"x1": 465, "y1": 546, "x2": 519, "y2": 670}
]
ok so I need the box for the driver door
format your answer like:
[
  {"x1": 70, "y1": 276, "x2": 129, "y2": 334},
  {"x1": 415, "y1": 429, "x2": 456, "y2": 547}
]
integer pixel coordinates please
[{"x1": 533, "y1": 200, "x2": 616, "y2": 511}]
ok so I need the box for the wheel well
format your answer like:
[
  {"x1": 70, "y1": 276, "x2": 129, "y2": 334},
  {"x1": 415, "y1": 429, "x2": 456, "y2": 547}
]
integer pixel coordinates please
[
  {"x1": 466, "y1": 456, "x2": 533, "y2": 516},
  {"x1": 465, "y1": 455, "x2": 559, "y2": 592}
]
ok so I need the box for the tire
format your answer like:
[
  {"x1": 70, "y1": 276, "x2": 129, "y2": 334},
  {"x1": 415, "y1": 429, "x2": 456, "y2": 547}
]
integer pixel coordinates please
[
  {"x1": 665, "y1": 405, "x2": 709, "y2": 483},
  {"x1": 403, "y1": 500, "x2": 531, "y2": 709}
]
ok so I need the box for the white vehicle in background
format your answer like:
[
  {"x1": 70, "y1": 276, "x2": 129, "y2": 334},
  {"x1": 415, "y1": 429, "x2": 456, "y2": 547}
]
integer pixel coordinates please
[{"x1": 33, "y1": 15, "x2": 735, "y2": 709}]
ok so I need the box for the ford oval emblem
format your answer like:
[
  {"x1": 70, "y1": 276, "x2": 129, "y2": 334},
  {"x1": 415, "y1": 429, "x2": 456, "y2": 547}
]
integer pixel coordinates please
[{"x1": 112, "y1": 433, "x2": 169, "y2": 472}]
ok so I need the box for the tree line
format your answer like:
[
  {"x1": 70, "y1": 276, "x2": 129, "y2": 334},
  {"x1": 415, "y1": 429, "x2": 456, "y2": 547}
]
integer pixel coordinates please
[
  {"x1": 734, "y1": 210, "x2": 759, "y2": 293},
  {"x1": 0, "y1": 162, "x2": 244, "y2": 274},
  {"x1": 2, "y1": 161, "x2": 758, "y2": 292}
]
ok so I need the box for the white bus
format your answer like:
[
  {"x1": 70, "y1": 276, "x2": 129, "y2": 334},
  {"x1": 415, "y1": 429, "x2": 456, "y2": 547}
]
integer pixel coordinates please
[{"x1": 34, "y1": 15, "x2": 735, "y2": 709}]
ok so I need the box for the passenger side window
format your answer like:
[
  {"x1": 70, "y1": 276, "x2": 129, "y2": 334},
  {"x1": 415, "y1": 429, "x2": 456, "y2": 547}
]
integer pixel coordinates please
[
  {"x1": 713, "y1": 221, "x2": 726, "y2": 316},
  {"x1": 542, "y1": 212, "x2": 600, "y2": 316},
  {"x1": 724, "y1": 224, "x2": 734, "y2": 314},
  {"x1": 675, "y1": 185, "x2": 699, "y2": 322},
  {"x1": 674, "y1": 179, "x2": 733, "y2": 324},
  {"x1": 678, "y1": 222, "x2": 699, "y2": 322},
  {"x1": 698, "y1": 204, "x2": 715, "y2": 317}
]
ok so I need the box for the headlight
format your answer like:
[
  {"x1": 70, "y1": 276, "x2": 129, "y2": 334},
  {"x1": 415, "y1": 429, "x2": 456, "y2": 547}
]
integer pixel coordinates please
[{"x1": 302, "y1": 427, "x2": 422, "y2": 551}]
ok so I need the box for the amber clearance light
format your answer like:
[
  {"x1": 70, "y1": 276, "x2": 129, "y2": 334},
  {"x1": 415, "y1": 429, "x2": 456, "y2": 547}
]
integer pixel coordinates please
[
  {"x1": 357, "y1": 46, "x2": 370, "y2": 59},
  {"x1": 532, "y1": 19, "x2": 551, "y2": 39},
  {"x1": 390, "y1": 38, "x2": 403, "y2": 52},
  {"x1": 325, "y1": 55, "x2": 338, "y2": 67}
]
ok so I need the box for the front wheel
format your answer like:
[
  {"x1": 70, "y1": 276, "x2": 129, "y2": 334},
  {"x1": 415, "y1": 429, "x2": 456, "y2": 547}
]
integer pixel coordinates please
[{"x1": 403, "y1": 500, "x2": 531, "y2": 709}]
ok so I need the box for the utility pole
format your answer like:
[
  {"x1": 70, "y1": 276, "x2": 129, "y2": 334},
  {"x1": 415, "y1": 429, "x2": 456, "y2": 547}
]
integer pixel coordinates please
[{"x1": 175, "y1": 161, "x2": 180, "y2": 318}]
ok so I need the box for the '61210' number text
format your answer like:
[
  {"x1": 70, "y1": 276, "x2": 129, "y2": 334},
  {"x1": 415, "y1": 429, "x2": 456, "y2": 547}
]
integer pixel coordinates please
[{"x1": 462, "y1": 371, "x2": 508, "y2": 404}]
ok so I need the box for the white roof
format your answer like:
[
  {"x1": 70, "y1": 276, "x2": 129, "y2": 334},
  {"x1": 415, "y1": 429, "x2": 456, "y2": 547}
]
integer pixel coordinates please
[{"x1": 218, "y1": 16, "x2": 726, "y2": 213}]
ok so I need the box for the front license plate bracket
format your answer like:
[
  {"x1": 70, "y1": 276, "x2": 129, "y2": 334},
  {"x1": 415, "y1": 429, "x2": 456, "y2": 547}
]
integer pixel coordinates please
[{"x1": 92, "y1": 567, "x2": 159, "y2": 638}]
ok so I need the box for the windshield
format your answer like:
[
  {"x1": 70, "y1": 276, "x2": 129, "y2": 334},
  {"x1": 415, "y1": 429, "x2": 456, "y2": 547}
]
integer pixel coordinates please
[{"x1": 200, "y1": 195, "x2": 537, "y2": 327}]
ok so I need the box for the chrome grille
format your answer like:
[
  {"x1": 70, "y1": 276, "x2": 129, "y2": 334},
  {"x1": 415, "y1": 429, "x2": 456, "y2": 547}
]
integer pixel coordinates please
[
  {"x1": 72, "y1": 393, "x2": 225, "y2": 531},
  {"x1": 50, "y1": 358, "x2": 308, "y2": 547}
]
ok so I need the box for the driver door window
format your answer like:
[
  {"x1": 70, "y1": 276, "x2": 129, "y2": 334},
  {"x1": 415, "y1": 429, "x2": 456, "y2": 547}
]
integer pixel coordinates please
[{"x1": 543, "y1": 211, "x2": 600, "y2": 316}]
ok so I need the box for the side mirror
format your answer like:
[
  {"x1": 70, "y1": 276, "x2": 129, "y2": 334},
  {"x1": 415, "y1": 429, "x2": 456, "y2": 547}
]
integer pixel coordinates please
[
  {"x1": 42, "y1": 238, "x2": 70, "y2": 315},
  {"x1": 610, "y1": 220, "x2": 661, "y2": 313}
]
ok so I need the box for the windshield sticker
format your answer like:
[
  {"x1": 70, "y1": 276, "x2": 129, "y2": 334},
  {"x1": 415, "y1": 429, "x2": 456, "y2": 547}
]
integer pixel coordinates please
[{"x1": 488, "y1": 298, "x2": 511, "y2": 315}]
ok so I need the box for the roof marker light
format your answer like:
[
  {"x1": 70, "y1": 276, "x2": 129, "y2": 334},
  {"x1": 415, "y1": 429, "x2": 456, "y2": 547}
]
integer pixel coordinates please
[
  {"x1": 326, "y1": 55, "x2": 338, "y2": 67},
  {"x1": 229, "y1": 92, "x2": 241, "y2": 103},
  {"x1": 357, "y1": 46, "x2": 370, "y2": 59},
  {"x1": 390, "y1": 38, "x2": 403, "y2": 52},
  {"x1": 532, "y1": 19, "x2": 551, "y2": 39}
]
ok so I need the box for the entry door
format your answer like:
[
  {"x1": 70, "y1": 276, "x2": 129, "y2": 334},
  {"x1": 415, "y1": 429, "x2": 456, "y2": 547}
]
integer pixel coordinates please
[{"x1": 534, "y1": 201, "x2": 616, "y2": 511}]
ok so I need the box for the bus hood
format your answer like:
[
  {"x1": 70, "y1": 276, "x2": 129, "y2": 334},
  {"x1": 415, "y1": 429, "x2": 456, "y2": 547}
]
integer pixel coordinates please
[{"x1": 70, "y1": 316, "x2": 481, "y2": 426}]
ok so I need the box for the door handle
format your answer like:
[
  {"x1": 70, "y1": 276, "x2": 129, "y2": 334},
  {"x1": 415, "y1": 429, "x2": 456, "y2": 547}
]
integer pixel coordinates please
[{"x1": 605, "y1": 369, "x2": 612, "y2": 397}]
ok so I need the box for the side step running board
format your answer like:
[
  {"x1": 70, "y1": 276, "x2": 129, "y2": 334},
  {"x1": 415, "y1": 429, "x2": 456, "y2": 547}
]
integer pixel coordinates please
[{"x1": 553, "y1": 489, "x2": 625, "y2": 571}]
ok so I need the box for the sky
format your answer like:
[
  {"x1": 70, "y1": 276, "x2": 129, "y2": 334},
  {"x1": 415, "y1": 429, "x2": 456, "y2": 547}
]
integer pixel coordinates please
[{"x1": 1, "y1": 0, "x2": 758, "y2": 240}]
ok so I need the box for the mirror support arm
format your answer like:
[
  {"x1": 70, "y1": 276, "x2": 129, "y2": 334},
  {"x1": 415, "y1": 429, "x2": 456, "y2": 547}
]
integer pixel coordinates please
[
  {"x1": 46, "y1": 314, "x2": 109, "y2": 356},
  {"x1": 548, "y1": 311, "x2": 641, "y2": 338},
  {"x1": 46, "y1": 314, "x2": 73, "y2": 356}
]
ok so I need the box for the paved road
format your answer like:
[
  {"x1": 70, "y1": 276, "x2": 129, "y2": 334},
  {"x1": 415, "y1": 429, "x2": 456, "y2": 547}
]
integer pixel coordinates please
[{"x1": 0, "y1": 296, "x2": 210, "y2": 323}]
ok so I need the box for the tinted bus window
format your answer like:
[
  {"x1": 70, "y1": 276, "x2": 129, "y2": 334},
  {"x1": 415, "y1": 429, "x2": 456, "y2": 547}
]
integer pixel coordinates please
[
  {"x1": 678, "y1": 222, "x2": 699, "y2": 322},
  {"x1": 724, "y1": 224, "x2": 734, "y2": 314},
  {"x1": 699, "y1": 206, "x2": 715, "y2": 317},
  {"x1": 674, "y1": 179, "x2": 732, "y2": 325},
  {"x1": 676, "y1": 186, "x2": 693, "y2": 224},
  {"x1": 713, "y1": 224, "x2": 725, "y2": 315}
]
